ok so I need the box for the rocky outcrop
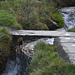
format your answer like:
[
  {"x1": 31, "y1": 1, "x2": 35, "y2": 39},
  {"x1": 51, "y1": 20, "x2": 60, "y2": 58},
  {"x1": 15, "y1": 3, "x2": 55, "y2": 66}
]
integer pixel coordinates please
[
  {"x1": 46, "y1": 19, "x2": 59, "y2": 30},
  {"x1": 15, "y1": 38, "x2": 54, "y2": 57}
]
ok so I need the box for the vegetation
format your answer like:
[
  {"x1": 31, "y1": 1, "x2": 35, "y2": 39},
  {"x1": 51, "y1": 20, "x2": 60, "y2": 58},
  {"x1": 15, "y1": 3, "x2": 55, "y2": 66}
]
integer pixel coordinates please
[
  {"x1": 0, "y1": 28, "x2": 12, "y2": 73},
  {"x1": 0, "y1": 0, "x2": 75, "y2": 30},
  {"x1": 0, "y1": 0, "x2": 65, "y2": 30},
  {"x1": 52, "y1": 12, "x2": 64, "y2": 28},
  {"x1": 0, "y1": 0, "x2": 75, "y2": 74},
  {"x1": 29, "y1": 42, "x2": 75, "y2": 75},
  {"x1": 67, "y1": 26, "x2": 75, "y2": 32},
  {"x1": 0, "y1": 10, "x2": 22, "y2": 29}
]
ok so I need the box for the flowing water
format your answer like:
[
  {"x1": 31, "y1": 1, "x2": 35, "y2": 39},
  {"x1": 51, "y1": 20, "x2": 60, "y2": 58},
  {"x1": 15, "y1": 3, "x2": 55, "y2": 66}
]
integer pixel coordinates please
[
  {"x1": 1, "y1": 7, "x2": 75, "y2": 75},
  {"x1": 60, "y1": 7, "x2": 75, "y2": 29},
  {"x1": 2, "y1": 55, "x2": 31, "y2": 75}
]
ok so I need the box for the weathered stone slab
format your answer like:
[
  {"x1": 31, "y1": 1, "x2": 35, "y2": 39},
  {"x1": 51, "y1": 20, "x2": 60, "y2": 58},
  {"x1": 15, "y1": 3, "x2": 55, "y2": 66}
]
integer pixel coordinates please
[
  {"x1": 61, "y1": 43, "x2": 75, "y2": 53},
  {"x1": 59, "y1": 37, "x2": 75, "y2": 43},
  {"x1": 10, "y1": 30, "x2": 75, "y2": 37},
  {"x1": 58, "y1": 37, "x2": 75, "y2": 64}
]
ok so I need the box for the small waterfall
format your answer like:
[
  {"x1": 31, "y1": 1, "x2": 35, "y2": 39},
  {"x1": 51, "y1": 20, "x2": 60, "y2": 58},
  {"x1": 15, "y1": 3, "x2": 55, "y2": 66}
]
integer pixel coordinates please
[
  {"x1": 2, "y1": 55, "x2": 31, "y2": 75},
  {"x1": 2, "y1": 58, "x2": 21, "y2": 75},
  {"x1": 60, "y1": 7, "x2": 75, "y2": 29}
]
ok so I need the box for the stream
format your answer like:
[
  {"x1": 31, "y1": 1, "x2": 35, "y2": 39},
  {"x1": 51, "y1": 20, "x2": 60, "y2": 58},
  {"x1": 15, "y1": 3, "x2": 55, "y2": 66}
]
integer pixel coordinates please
[
  {"x1": 60, "y1": 7, "x2": 75, "y2": 29},
  {"x1": 1, "y1": 7, "x2": 75, "y2": 75}
]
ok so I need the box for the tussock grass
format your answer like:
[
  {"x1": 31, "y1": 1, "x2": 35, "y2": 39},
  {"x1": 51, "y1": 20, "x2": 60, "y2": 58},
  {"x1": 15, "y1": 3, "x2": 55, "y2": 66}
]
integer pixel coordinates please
[{"x1": 29, "y1": 42, "x2": 75, "y2": 75}]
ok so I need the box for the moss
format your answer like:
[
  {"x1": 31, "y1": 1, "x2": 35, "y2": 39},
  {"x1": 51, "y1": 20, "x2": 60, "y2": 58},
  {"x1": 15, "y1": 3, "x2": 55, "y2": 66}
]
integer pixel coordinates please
[{"x1": 29, "y1": 42, "x2": 75, "y2": 75}]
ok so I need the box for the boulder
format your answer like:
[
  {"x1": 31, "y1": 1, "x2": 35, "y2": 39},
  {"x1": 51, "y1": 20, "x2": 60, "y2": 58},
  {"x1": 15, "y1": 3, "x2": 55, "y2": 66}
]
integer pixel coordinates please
[{"x1": 46, "y1": 19, "x2": 59, "y2": 30}]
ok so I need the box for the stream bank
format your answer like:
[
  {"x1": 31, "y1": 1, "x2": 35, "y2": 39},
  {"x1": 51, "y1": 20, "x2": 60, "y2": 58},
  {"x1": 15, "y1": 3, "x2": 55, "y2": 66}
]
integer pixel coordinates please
[{"x1": 1, "y1": 36, "x2": 54, "y2": 75}]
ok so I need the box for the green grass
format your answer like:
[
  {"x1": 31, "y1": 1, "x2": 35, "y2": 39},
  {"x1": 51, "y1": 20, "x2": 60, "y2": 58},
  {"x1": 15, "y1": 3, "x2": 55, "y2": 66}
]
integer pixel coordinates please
[
  {"x1": 53, "y1": 12, "x2": 64, "y2": 28},
  {"x1": 0, "y1": 0, "x2": 74, "y2": 30},
  {"x1": 0, "y1": 0, "x2": 65, "y2": 30},
  {"x1": 67, "y1": 26, "x2": 75, "y2": 32},
  {"x1": 0, "y1": 10, "x2": 22, "y2": 29},
  {"x1": 29, "y1": 42, "x2": 75, "y2": 75}
]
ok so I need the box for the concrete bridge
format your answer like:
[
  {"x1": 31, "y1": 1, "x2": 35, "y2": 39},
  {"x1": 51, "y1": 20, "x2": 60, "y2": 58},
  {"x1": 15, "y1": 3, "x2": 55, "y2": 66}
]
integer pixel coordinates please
[{"x1": 10, "y1": 30, "x2": 75, "y2": 64}]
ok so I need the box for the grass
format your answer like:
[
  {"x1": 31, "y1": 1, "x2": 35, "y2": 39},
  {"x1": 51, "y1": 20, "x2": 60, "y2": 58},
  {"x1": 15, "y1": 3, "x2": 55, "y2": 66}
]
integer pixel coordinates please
[
  {"x1": 67, "y1": 26, "x2": 75, "y2": 32},
  {"x1": 52, "y1": 12, "x2": 64, "y2": 28},
  {"x1": 0, "y1": 0, "x2": 65, "y2": 30},
  {"x1": 38, "y1": 0, "x2": 64, "y2": 28},
  {"x1": 29, "y1": 42, "x2": 75, "y2": 75},
  {"x1": 0, "y1": 0, "x2": 75, "y2": 30},
  {"x1": 0, "y1": 10, "x2": 22, "y2": 30}
]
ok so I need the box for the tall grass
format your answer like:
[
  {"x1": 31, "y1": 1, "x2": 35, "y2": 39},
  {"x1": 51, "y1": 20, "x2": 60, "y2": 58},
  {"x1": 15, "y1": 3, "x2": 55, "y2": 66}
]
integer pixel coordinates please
[
  {"x1": 0, "y1": 10, "x2": 22, "y2": 29},
  {"x1": 29, "y1": 42, "x2": 75, "y2": 75},
  {"x1": 0, "y1": 0, "x2": 65, "y2": 30}
]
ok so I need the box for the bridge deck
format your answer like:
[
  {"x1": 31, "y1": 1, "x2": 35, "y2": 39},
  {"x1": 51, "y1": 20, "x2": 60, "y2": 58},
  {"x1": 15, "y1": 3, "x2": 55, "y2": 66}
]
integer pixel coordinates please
[{"x1": 10, "y1": 30, "x2": 75, "y2": 37}]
